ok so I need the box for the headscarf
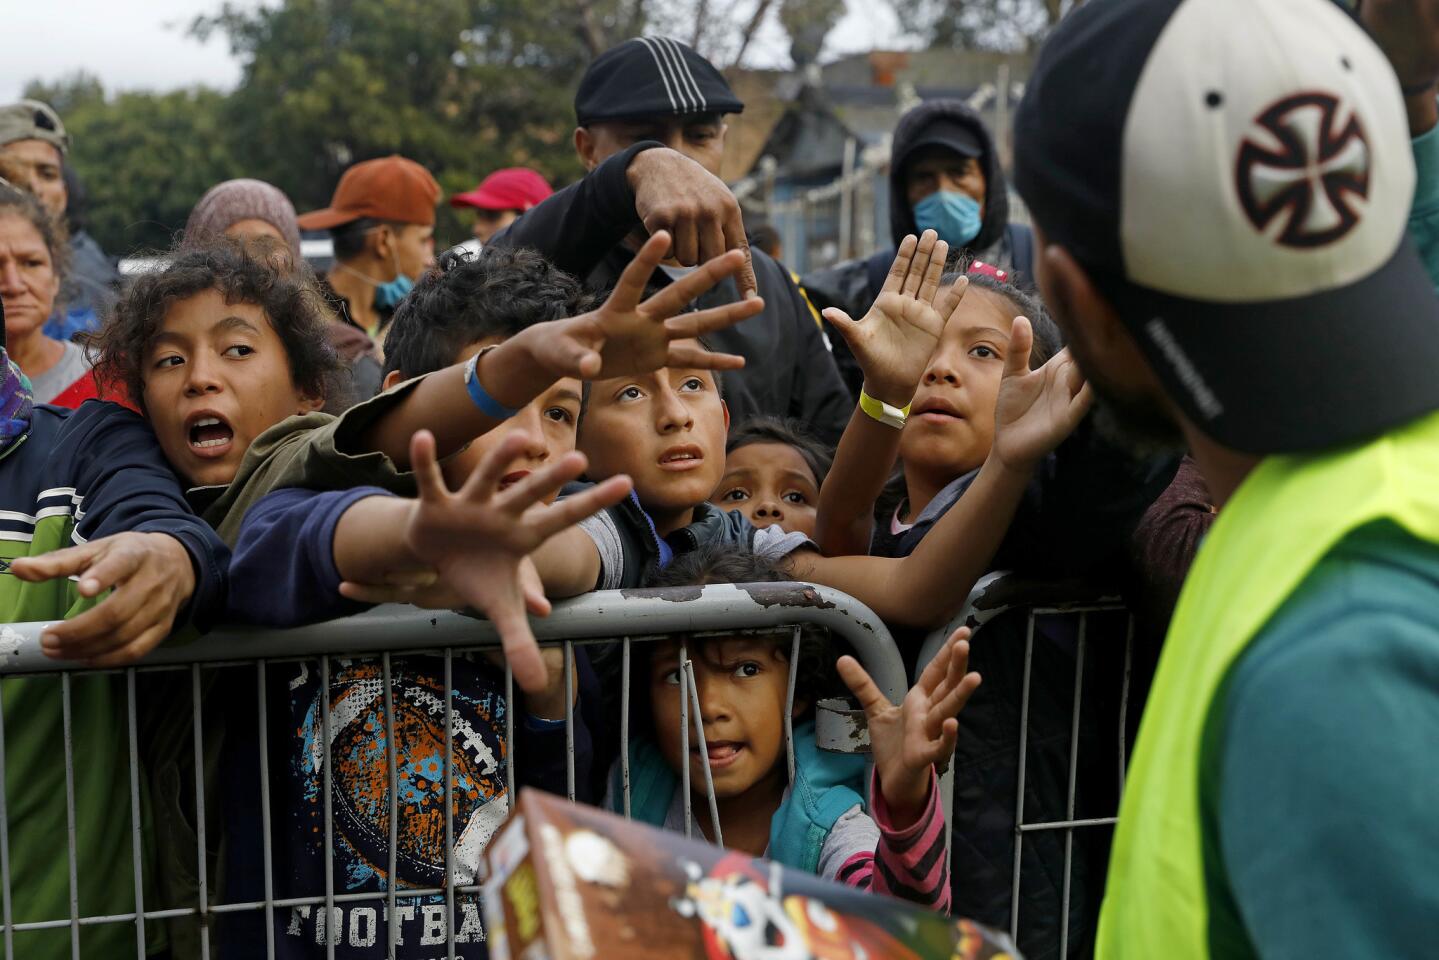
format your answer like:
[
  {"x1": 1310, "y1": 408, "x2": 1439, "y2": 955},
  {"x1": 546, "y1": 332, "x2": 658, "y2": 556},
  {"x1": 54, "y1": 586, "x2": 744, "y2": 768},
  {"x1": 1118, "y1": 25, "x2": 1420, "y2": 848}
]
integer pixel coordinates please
[{"x1": 184, "y1": 179, "x2": 303, "y2": 263}]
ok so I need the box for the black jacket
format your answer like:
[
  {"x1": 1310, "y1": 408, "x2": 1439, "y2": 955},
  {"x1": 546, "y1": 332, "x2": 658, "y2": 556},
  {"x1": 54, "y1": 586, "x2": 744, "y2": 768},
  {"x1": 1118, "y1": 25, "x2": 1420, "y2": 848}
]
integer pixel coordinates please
[
  {"x1": 876, "y1": 426, "x2": 1177, "y2": 960},
  {"x1": 490, "y1": 143, "x2": 853, "y2": 443},
  {"x1": 801, "y1": 100, "x2": 1034, "y2": 397}
]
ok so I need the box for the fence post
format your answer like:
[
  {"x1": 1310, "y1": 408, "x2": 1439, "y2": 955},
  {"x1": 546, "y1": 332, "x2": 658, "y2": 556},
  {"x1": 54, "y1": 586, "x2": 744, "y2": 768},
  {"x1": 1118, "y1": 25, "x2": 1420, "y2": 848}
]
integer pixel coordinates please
[
  {"x1": 997, "y1": 62, "x2": 1011, "y2": 165},
  {"x1": 838, "y1": 137, "x2": 857, "y2": 262}
]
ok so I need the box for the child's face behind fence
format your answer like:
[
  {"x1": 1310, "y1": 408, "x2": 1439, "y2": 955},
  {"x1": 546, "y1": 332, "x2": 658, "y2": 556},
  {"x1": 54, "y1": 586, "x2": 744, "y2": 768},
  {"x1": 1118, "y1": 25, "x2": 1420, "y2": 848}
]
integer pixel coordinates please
[
  {"x1": 713, "y1": 442, "x2": 821, "y2": 539},
  {"x1": 429, "y1": 340, "x2": 583, "y2": 498},
  {"x1": 649, "y1": 637, "x2": 797, "y2": 801},
  {"x1": 578, "y1": 356, "x2": 729, "y2": 528},
  {"x1": 143, "y1": 289, "x2": 322, "y2": 487},
  {"x1": 899, "y1": 286, "x2": 1017, "y2": 479}
]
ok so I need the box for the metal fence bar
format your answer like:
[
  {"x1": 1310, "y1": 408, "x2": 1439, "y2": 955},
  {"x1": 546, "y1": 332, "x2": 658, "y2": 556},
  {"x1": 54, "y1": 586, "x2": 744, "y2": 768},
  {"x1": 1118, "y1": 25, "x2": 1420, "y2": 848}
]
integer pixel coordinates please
[
  {"x1": 679, "y1": 641, "x2": 691, "y2": 840},
  {"x1": 125, "y1": 670, "x2": 145, "y2": 959},
  {"x1": 564, "y1": 641, "x2": 575, "y2": 802},
  {"x1": 783, "y1": 626, "x2": 800, "y2": 783},
  {"x1": 256, "y1": 661, "x2": 276, "y2": 960},
  {"x1": 61, "y1": 674, "x2": 79, "y2": 960},
  {"x1": 1058, "y1": 614, "x2": 1088, "y2": 960},
  {"x1": 1009, "y1": 612, "x2": 1037, "y2": 942},
  {"x1": 503, "y1": 662, "x2": 514, "y2": 802},
  {"x1": 0, "y1": 883, "x2": 509, "y2": 932},
  {"x1": 0, "y1": 586, "x2": 900, "y2": 681},
  {"x1": 191, "y1": 665, "x2": 212, "y2": 959},
  {"x1": 621, "y1": 637, "x2": 631, "y2": 819},
  {"x1": 1018, "y1": 816, "x2": 1117, "y2": 833},
  {"x1": 1119, "y1": 616, "x2": 1135, "y2": 791},
  {"x1": 319, "y1": 656, "x2": 335, "y2": 959},
  {"x1": 0, "y1": 679, "x2": 13, "y2": 960},
  {"x1": 381, "y1": 653, "x2": 399, "y2": 958},
  {"x1": 444, "y1": 649, "x2": 457, "y2": 960},
  {"x1": 682, "y1": 660, "x2": 724, "y2": 848}
]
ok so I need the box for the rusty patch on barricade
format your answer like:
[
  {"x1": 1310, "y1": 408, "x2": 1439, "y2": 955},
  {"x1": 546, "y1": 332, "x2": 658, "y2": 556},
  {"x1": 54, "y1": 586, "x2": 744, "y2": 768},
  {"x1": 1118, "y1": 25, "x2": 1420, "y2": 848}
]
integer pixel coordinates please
[
  {"x1": 620, "y1": 586, "x2": 704, "y2": 602},
  {"x1": 737, "y1": 582, "x2": 837, "y2": 611},
  {"x1": 815, "y1": 698, "x2": 870, "y2": 753}
]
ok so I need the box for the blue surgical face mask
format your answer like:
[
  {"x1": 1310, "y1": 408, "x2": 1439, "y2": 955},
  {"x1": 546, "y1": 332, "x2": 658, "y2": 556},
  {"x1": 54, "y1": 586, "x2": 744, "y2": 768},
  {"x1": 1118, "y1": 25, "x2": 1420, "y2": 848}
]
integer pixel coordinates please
[
  {"x1": 913, "y1": 190, "x2": 983, "y2": 249},
  {"x1": 373, "y1": 273, "x2": 413, "y2": 311}
]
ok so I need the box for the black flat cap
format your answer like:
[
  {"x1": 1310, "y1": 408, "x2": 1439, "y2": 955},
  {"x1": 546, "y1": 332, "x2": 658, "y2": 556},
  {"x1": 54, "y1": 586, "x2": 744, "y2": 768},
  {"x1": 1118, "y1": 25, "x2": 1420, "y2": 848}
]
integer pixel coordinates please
[{"x1": 575, "y1": 37, "x2": 745, "y2": 125}]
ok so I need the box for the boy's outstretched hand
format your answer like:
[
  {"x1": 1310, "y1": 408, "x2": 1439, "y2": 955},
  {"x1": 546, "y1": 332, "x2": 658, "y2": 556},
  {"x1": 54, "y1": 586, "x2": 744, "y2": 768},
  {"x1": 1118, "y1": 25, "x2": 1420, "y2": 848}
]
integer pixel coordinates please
[
  {"x1": 836, "y1": 626, "x2": 981, "y2": 830},
  {"x1": 10, "y1": 531, "x2": 197, "y2": 667},
  {"x1": 511, "y1": 230, "x2": 763, "y2": 385},
  {"x1": 341, "y1": 429, "x2": 631, "y2": 694},
  {"x1": 990, "y1": 316, "x2": 1092, "y2": 473},
  {"x1": 821, "y1": 230, "x2": 964, "y2": 407}
]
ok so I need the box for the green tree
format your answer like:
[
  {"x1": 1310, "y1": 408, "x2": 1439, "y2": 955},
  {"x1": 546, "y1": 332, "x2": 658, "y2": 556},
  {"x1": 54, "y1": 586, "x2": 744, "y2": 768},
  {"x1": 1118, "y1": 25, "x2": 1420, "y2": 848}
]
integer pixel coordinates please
[
  {"x1": 888, "y1": 0, "x2": 1084, "y2": 51},
  {"x1": 24, "y1": 74, "x2": 242, "y2": 252},
  {"x1": 193, "y1": 0, "x2": 644, "y2": 244},
  {"x1": 23, "y1": 0, "x2": 794, "y2": 256}
]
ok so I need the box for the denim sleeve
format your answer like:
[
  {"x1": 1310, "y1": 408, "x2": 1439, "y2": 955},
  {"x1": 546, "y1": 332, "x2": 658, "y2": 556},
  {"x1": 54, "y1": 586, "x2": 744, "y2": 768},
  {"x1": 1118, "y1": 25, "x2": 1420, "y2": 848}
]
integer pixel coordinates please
[{"x1": 226, "y1": 486, "x2": 388, "y2": 626}]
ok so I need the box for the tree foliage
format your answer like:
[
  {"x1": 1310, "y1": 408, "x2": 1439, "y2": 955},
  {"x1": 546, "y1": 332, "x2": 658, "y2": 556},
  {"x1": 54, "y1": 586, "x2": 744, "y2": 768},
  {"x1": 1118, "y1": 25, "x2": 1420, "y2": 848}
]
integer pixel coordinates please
[
  {"x1": 25, "y1": 73, "x2": 243, "y2": 251},
  {"x1": 19, "y1": 0, "x2": 846, "y2": 254},
  {"x1": 888, "y1": 0, "x2": 1083, "y2": 51},
  {"x1": 191, "y1": 0, "x2": 627, "y2": 243}
]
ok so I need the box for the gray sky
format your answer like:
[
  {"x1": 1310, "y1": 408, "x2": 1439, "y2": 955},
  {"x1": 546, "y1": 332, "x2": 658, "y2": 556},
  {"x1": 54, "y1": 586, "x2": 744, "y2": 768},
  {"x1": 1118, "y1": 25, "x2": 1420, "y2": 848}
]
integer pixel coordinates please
[{"x1": 3, "y1": 1, "x2": 914, "y2": 102}]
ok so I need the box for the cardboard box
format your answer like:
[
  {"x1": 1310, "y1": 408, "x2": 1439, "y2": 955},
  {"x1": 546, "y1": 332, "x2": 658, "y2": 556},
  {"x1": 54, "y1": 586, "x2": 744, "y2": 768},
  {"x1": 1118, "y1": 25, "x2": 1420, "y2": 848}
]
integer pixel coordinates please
[{"x1": 483, "y1": 788, "x2": 1019, "y2": 960}]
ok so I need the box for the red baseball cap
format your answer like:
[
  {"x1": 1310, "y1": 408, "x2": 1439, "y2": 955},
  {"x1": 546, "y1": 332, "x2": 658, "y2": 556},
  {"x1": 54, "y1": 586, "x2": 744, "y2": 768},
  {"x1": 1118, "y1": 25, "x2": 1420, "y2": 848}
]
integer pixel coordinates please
[
  {"x1": 450, "y1": 167, "x2": 553, "y2": 212},
  {"x1": 297, "y1": 155, "x2": 440, "y2": 230}
]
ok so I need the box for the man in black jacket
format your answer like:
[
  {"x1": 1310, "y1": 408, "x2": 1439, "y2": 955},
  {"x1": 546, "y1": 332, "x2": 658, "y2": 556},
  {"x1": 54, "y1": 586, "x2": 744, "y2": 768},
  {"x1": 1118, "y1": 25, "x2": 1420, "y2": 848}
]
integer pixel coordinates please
[
  {"x1": 491, "y1": 37, "x2": 853, "y2": 442},
  {"x1": 804, "y1": 100, "x2": 1035, "y2": 396}
]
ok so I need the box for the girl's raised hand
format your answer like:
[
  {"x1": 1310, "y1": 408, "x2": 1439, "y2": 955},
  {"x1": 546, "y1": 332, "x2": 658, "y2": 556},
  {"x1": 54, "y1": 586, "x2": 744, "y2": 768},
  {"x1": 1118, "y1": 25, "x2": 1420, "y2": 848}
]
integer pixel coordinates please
[
  {"x1": 822, "y1": 230, "x2": 963, "y2": 408},
  {"x1": 836, "y1": 626, "x2": 981, "y2": 828}
]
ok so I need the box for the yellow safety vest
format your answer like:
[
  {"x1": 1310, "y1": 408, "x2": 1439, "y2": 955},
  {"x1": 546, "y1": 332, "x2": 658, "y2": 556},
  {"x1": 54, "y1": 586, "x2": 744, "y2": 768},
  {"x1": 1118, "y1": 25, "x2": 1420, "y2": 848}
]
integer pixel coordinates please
[{"x1": 1097, "y1": 409, "x2": 1439, "y2": 957}]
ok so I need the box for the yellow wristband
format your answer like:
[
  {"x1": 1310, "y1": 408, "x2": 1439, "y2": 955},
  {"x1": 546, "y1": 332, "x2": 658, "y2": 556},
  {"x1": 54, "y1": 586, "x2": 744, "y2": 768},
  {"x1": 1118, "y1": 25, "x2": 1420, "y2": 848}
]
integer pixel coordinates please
[{"x1": 858, "y1": 387, "x2": 911, "y2": 429}]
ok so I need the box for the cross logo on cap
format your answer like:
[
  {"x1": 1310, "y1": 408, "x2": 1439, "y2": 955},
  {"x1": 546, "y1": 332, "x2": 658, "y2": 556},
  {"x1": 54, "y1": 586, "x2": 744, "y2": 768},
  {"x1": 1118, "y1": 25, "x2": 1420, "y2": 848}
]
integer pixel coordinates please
[{"x1": 1235, "y1": 92, "x2": 1370, "y2": 249}]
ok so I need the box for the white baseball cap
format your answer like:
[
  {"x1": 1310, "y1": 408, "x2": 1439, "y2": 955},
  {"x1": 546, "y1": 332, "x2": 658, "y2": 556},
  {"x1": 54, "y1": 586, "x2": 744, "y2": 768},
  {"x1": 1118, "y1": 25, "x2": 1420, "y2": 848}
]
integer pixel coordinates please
[{"x1": 1014, "y1": 0, "x2": 1439, "y2": 453}]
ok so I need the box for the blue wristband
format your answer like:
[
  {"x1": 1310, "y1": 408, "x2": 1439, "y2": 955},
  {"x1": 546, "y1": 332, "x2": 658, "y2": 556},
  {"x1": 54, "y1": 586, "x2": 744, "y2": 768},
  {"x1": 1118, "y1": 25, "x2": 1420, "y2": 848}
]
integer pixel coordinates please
[{"x1": 464, "y1": 350, "x2": 522, "y2": 420}]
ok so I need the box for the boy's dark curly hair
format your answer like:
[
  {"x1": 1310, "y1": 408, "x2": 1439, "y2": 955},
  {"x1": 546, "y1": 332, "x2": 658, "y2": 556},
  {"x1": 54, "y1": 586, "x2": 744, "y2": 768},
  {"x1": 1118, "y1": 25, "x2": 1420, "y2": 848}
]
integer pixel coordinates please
[
  {"x1": 382, "y1": 245, "x2": 595, "y2": 380},
  {"x1": 636, "y1": 544, "x2": 841, "y2": 719},
  {"x1": 725, "y1": 416, "x2": 834, "y2": 487},
  {"x1": 89, "y1": 239, "x2": 344, "y2": 415}
]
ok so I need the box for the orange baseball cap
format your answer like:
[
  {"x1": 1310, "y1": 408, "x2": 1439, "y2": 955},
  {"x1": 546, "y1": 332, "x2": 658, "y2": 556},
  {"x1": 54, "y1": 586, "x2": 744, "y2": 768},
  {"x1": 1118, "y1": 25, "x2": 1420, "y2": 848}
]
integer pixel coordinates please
[{"x1": 296, "y1": 155, "x2": 441, "y2": 230}]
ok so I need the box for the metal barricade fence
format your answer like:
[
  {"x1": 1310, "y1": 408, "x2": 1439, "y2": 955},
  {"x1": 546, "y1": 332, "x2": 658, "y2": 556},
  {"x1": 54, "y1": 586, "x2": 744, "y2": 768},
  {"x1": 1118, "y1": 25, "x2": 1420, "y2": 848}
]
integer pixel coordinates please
[
  {"x1": 0, "y1": 582, "x2": 906, "y2": 960},
  {"x1": 916, "y1": 572, "x2": 1137, "y2": 960}
]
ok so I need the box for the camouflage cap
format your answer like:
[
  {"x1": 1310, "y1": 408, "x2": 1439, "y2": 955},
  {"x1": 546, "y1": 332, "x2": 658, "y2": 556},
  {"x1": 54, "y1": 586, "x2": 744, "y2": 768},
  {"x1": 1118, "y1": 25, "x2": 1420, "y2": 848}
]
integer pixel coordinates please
[{"x1": 0, "y1": 100, "x2": 68, "y2": 155}]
